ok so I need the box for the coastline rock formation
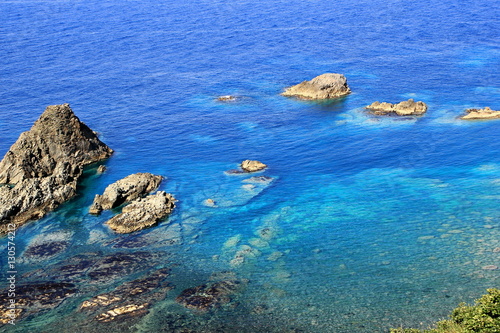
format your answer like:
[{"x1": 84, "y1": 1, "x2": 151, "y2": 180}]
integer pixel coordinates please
[
  {"x1": 89, "y1": 173, "x2": 163, "y2": 215},
  {"x1": 366, "y1": 99, "x2": 428, "y2": 116},
  {"x1": 460, "y1": 107, "x2": 500, "y2": 120},
  {"x1": 105, "y1": 191, "x2": 176, "y2": 233},
  {"x1": 0, "y1": 104, "x2": 113, "y2": 233},
  {"x1": 281, "y1": 73, "x2": 351, "y2": 100}
]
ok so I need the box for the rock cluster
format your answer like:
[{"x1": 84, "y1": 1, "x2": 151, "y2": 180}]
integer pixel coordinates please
[
  {"x1": 366, "y1": 99, "x2": 428, "y2": 116},
  {"x1": 281, "y1": 73, "x2": 351, "y2": 100},
  {"x1": 460, "y1": 107, "x2": 500, "y2": 120},
  {"x1": 0, "y1": 104, "x2": 113, "y2": 233},
  {"x1": 89, "y1": 173, "x2": 163, "y2": 215},
  {"x1": 89, "y1": 172, "x2": 175, "y2": 233}
]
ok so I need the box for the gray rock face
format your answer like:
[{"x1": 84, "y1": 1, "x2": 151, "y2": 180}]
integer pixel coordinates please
[
  {"x1": 366, "y1": 99, "x2": 428, "y2": 116},
  {"x1": 105, "y1": 191, "x2": 176, "y2": 234},
  {"x1": 0, "y1": 104, "x2": 113, "y2": 184},
  {"x1": 89, "y1": 173, "x2": 163, "y2": 215},
  {"x1": 281, "y1": 73, "x2": 351, "y2": 100},
  {"x1": 461, "y1": 107, "x2": 500, "y2": 120},
  {"x1": 0, "y1": 104, "x2": 113, "y2": 233}
]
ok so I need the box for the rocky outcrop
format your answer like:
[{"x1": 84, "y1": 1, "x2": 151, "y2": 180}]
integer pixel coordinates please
[
  {"x1": 0, "y1": 104, "x2": 113, "y2": 184},
  {"x1": 366, "y1": 99, "x2": 428, "y2": 116},
  {"x1": 281, "y1": 73, "x2": 351, "y2": 100},
  {"x1": 105, "y1": 191, "x2": 176, "y2": 233},
  {"x1": 241, "y1": 160, "x2": 267, "y2": 173},
  {"x1": 0, "y1": 104, "x2": 113, "y2": 233},
  {"x1": 89, "y1": 173, "x2": 163, "y2": 215},
  {"x1": 460, "y1": 107, "x2": 500, "y2": 120}
]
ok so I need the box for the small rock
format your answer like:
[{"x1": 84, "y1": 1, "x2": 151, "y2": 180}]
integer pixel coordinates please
[
  {"x1": 241, "y1": 160, "x2": 267, "y2": 173},
  {"x1": 96, "y1": 165, "x2": 107, "y2": 174},
  {"x1": 461, "y1": 107, "x2": 500, "y2": 120},
  {"x1": 366, "y1": 99, "x2": 428, "y2": 116},
  {"x1": 217, "y1": 95, "x2": 238, "y2": 102},
  {"x1": 204, "y1": 198, "x2": 216, "y2": 207},
  {"x1": 281, "y1": 73, "x2": 351, "y2": 100}
]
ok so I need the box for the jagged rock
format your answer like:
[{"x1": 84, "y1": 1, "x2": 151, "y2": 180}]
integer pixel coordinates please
[
  {"x1": 105, "y1": 191, "x2": 176, "y2": 233},
  {"x1": 0, "y1": 162, "x2": 82, "y2": 234},
  {"x1": 89, "y1": 173, "x2": 163, "y2": 215},
  {"x1": 0, "y1": 104, "x2": 113, "y2": 233},
  {"x1": 0, "y1": 104, "x2": 112, "y2": 184},
  {"x1": 176, "y1": 279, "x2": 245, "y2": 312},
  {"x1": 461, "y1": 107, "x2": 500, "y2": 120},
  {"x1": 366, "y1": 99, "x2": 428, "y2": 116},
  {"x1": 241, "y1": 160, "x2": 267, "y2": 173},
  {"x1": 281, "y1": 73, "x2": 351, "y2": 100}
]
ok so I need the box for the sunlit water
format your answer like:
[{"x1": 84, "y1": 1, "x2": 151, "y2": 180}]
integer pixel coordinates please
[{"x1": 1, "y1": 0, "x2": 499, "y2": 332}]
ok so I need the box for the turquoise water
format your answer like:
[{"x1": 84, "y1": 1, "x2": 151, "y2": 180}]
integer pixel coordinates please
[{"x1": 1, "y1": 0, "x2": 499, "y2": 332}]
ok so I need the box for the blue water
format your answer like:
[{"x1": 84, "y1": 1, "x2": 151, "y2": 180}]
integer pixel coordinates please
[{"x1": 1, "y1": 0, "x2": 500, "y2": 332}]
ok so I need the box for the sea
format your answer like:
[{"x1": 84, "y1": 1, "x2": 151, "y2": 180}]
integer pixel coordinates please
[{"x1": 0, "y1": 0, "x2": 499, "y2": 332}]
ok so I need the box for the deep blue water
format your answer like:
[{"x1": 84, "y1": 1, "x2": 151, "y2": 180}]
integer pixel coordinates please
[{"x1": 1, "y1": 0, "x2": 499, "y2": 332}]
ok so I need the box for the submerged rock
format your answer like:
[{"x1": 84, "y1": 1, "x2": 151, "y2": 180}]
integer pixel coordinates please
[
  {"x1": 105, "y1": 191, "x2": 176, "y2": 233},
  {"x1": 281, "y1": 73, "x2": 351, "y2": 100},
  {"x1": 460, "y1": 107, "x2": 500, "y2": 120},
  {"x1": 80, "y1": 268, "x2": 173, "y2": 323},
  {"x1": 241, "y1": 160, "x2": 267, "y2": 173},
  {"x1": 366, "y1": 99, "x2": 428, "y2": 116},
  {"x1": 176, "y1": 278, "x2": 246, "y2": 312},
  {"x1": 0, "y1": 104, "x2": 113, "y2": 233},
  {"x1": 0, "y1": 282, "x2": 77, "y2": 325},
  {"x1": 27, "y1": 251, "x2": 164, "y2": 286},
  {"x1": 89, "y1": 173, "x2": 163, "y2": 215},
  {"x1": 23, "y1": 240, "x2": 68, "y2": 262}
]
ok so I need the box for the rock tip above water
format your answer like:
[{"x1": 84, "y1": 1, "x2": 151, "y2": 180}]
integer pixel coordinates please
[
  {"x1": 366, "y1": 98, "x2": 428, "y2": 116},
  {"x1": 241, "y1": 160, "x2": 267, "y2": 173},
  {"x1": 89, "y1": 172, "x2": 163, "y2": 215},
  {"x1": 461, "y1": 107, "x2": 500, "y2": 120},
  {"x1": 281, "y1": 73, "x2": 351, "y2": 100}
]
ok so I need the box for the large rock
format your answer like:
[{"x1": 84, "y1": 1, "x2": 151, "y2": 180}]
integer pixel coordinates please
[
  {"x1": 0, "y1": 104, "x2": 112, "y2": 233},
  {"x1": 460, "y1": 107, "x2": 500, "y2": 120},
  {"x1": 105, "y1": 191, "x2": 176, "y2": 233},
  {"x1": 281, "y1": 73, "x2": 351, "y2": 100},
  {"x1": 89, "y1": 173, "x2": 163, "y2": 215},
  {"x1": 0, "y1": 104, "x2": 112, "y2": 184},
  {"x1": 366, "y1": 99, "x2": 428, "y2": 116}
]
